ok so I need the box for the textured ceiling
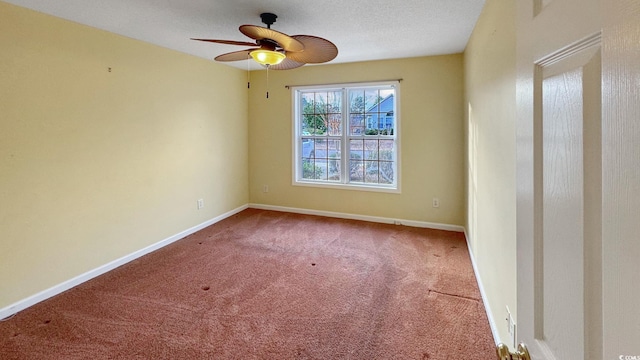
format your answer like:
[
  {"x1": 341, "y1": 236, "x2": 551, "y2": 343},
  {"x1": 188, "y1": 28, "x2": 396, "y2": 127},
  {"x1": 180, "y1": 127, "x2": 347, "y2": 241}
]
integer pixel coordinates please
[{"x1": 5, "y1": 0, "x2": 486, "y2": 70}]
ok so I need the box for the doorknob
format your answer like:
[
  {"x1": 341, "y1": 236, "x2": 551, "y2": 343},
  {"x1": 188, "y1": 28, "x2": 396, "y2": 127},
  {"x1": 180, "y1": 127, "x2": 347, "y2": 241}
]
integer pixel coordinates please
[{"x1": 496, "y1": 343, "x2": 531, "y2": 360}]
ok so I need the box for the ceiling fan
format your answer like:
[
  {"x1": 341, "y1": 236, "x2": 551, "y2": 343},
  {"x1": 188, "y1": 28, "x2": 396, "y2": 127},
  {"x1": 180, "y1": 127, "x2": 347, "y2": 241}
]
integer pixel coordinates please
[{"x1": 191, "y1": 13, "x2": 338, "y2": 70}]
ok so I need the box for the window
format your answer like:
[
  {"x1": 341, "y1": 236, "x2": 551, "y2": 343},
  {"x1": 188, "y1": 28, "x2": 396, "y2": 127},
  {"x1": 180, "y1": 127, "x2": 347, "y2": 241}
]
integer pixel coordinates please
[{"x1": 292, "y1": 81, "x2": 400, "y2": 192}]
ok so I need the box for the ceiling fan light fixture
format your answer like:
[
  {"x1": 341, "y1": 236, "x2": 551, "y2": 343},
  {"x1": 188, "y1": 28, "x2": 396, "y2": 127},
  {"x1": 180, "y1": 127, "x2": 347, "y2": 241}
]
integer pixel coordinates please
[
  {"x1": 250, "y1": 49, "x2": 286, "y2": 66},
  {"x1": 192, "y1": 12, "x2": 337, "y2": 70}
]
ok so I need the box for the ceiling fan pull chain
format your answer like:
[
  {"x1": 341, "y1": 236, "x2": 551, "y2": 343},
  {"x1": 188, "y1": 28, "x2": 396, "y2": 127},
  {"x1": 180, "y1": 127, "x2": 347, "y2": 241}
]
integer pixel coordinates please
[
  {"x1": 247, "y1": 53, "x2": 251, "y2": 89},
  {"x1": 266, "y1": 65, "x2": 270, "y2": 98}
]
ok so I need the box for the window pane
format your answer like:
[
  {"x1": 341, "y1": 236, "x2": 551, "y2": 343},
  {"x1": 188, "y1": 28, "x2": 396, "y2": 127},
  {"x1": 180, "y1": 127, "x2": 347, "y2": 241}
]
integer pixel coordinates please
[
  {"x1": 350, "y1": 114, "x2": 364, "y2": 135},
  {"x1": 327, "y1": 91, "x2": 342, "y2": 136},
  {"x1": 379, "y1": 90, "x2": 395, "y2": 134},
  {"x1": 302, "y1": 93, "x2": 315, "y2": 115},
  {"x1": 350, "y1": 159, "x2": 364, "y2": 182},
  {"x1": 364, "y1": 160, "x2": 378, "y2": 183},
  {"x1": 302, "y1": 158, "x2": 325, "y2": 180},
  {"x1": 383, "y1": 113, "x2": 394, "y2": 134},
  {"x1": 302, "y1": 138, "x2": 315, "y2": 159},
  {"x1": 328, "y1": 139, "x2": 341, "y2": 159},
  {"x1": 365, "y1": 115, "x2": 378, "y2": 135},
  {"x1": 379, "y1": 161, "x2": 394, "y2": 184},
  {"x1": 364, "y1": 139, "x2": 378, "y2": 160},
  {"x1": 328, "y1": 157, "x2": 340, "y2": 181},
  {"x1": 327, "y1": 113, "x2": 342, "y2": 136},
  {"x1": 350, "y1": 139, "x2": 363, "y2": 159},
  {"x1": 360, "y1": 89, "x2": 395, "y2": 136},
  {"x1": 301, "y1": 91, "x2": 329, "y2": 136},
  {"x1": 349, "y1": 90, "x2": 365, "y2": 113},
  {"x1": 314, "y1": 115, "x2": 328, "y2": 136},
  {"x1": 328, "y1": 139, "x2": 341, "y2": 181},
  {"x1": 302, "y1": 158, "x2": 315, "y2": 179},
  {"x1": 315, "y1": 159, "x2": 328, "y2": 180},
  {"x1": 328, "y1": 91, "x2": 342, "y2": 112},
  {"x1": 349, "y1": 140, "x2": 363, "y2": 182},
  {"x1": 302, "y1": 115, "x2": 313, "y2": 135},
  {"x1": 380, "y1": 140, "x2": 394, "y2": 160},
  {"x1": 365, "y1": 89, "x2": 379, "y2": 111},
  {"x1": 314, "y1": 138, "x2": 327, "y2": 159},
  {"x1": 314, "y1": 92, "x2": 327, "y2": 113}
]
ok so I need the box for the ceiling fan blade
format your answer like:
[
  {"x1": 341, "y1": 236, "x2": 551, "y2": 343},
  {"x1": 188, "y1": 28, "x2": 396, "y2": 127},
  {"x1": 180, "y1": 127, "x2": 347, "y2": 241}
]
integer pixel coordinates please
[
  {"x1": 285, "y1": 35, "x2": 338, "y2": 64},
  {"x1": 239, "y1": 25, "x2": 304, "y2": 52},
  {"x1": 268, "y1": 58, "x2": 305, "y2": 71},
  {"x1": 214, "y1": 49, "x2": 254, "y2": 62},
  {"x1": 191, "y1": 38, "x2": 257, "y2": 47}
]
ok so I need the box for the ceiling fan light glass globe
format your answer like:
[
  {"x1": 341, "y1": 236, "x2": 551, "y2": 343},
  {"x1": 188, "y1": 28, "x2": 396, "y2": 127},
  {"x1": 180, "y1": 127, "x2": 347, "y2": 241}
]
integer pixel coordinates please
[{"x1": 250, "y1": 49, "x2": 286, "y2": 66}]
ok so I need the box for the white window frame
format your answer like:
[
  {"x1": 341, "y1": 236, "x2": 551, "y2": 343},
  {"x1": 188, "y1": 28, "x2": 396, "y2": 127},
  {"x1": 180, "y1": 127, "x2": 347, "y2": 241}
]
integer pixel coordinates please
[{"x1": 291, "y1": 81, "x2": 401, "y2": 193}]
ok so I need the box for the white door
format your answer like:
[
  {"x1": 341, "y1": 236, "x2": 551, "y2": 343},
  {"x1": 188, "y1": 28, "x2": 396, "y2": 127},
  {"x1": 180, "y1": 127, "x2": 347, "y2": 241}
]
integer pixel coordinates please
[{"x1": 514, "y1": 0, "x2": 640, "y2": 359}]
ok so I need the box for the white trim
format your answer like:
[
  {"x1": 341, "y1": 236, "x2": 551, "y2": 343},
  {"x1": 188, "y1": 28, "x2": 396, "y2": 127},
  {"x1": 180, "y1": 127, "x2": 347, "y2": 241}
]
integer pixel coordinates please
[
  {"x1": 249, "y1": 203, "x2": 465, "y2": 232},
  {"x1": 464, "y1": 228, "x2": 502, "y2": 345},
  {"x1": 535, "y1": 32, "x2": 602, "y2": 67},
  {"x1": 292, "y1": 180, "x2": 401, "y2": 194},
  {"x1": 287, "y1": 80, "x2": 402, "y2": 91},
  {"x1": 0, "y1": 204, "x2": 248, "y2": 320}
]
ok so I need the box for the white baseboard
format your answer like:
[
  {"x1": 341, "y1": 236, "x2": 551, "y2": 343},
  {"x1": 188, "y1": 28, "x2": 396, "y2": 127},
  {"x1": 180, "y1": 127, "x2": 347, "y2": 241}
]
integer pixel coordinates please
[
  {"x1": 0, "y1": 204, "x2": 248, "y2": 321},
  {"x1": 249, "y1": 203, "x2": 465, "y2": 233},
  {"x1": 464, "y1": 229, "x2": 502, "y2": 345}
]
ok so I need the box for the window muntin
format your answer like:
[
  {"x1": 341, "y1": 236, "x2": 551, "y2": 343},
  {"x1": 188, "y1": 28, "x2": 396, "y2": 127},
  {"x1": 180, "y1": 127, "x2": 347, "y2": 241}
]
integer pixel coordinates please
[{"x1": 293, "y1": 82, "x2": 399, "y2": 192}]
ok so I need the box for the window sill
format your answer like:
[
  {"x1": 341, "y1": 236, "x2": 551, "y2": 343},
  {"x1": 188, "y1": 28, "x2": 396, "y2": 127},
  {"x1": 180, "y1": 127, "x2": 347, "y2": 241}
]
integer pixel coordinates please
[{"x1": 292, "y1": 180, "x2": 400, "y2": 194}]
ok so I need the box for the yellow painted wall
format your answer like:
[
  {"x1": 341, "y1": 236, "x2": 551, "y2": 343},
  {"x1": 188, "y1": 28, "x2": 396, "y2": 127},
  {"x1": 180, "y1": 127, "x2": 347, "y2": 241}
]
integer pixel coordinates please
[
  {"x1": 0, "y1": 2, "x2": 249, "y2": 309},
  {"x1": 464, "y1": 0, "x2": 517, "y2": 344},
  {"x1": 248, "y1": 56, "x2": 465, "y2": 225}
]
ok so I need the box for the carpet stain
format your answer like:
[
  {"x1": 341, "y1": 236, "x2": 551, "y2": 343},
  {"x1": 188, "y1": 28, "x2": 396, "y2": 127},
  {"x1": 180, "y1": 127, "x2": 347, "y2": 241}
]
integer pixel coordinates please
[{"x1": 294, "y1": 346, "x2": 313, "y2": 358}]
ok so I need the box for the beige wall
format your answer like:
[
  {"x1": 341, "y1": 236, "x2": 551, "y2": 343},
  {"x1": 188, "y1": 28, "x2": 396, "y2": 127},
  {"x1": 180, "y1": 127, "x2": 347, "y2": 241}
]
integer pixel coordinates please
[
  {"x1": 248, "y1": 56, "x2": 465, "y2": 225},
  {"x1": 464, "y1": 0, "x2": 517, "y2": 344},
  {"x1": 0, "y1": 2, "x2": 249, "y2": 309}
]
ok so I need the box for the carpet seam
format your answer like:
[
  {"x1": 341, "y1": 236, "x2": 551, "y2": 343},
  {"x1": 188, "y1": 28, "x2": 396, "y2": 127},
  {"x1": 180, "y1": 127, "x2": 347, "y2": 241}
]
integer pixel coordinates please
[{"x1": 427, "y1": 289, "x2": 480, "y2": 303}]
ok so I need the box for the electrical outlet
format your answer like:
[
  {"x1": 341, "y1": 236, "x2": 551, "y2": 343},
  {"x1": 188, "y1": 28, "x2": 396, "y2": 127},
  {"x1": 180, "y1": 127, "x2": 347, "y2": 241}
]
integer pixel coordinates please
[
  {"x1": 432, "y1": 198, "x2": 440, "y2": 208},
  {"x1": 197, "y1": 199, "x2": 204, "y2": 209},
  {"x1": 263, "y1": 185, "x2": 269, "y2": 193}
]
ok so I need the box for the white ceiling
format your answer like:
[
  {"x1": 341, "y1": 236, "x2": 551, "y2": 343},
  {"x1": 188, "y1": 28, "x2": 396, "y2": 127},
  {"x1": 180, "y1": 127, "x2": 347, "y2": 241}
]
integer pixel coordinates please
[{"x1": 5, "y1": 0, "x2": 486, "y2": 70}]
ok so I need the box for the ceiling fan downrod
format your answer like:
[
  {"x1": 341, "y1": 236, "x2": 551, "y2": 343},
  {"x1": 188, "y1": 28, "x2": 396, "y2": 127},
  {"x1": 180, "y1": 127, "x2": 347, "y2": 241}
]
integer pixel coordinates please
[{"x1": 260, "y1": 13, "x2": 277, "y2": 29}]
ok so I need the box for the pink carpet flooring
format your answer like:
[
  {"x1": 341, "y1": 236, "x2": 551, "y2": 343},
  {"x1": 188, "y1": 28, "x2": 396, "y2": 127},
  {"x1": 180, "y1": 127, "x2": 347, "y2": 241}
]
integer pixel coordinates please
[{"x1": 0, "y1": 209, "x2": 496, "y2": 359}]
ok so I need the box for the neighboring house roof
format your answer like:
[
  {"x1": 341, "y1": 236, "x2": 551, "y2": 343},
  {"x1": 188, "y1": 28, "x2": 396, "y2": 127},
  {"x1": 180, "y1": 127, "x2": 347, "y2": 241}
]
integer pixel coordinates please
[{"x1": 365, "y1": 94, "x2": 394, "y2": 114}]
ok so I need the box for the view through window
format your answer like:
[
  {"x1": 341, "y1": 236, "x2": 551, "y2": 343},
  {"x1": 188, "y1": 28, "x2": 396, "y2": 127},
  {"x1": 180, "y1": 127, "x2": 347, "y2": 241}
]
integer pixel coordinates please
[{"x1": 293, "y1": 81, "x2": 399, "y2": 192}]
